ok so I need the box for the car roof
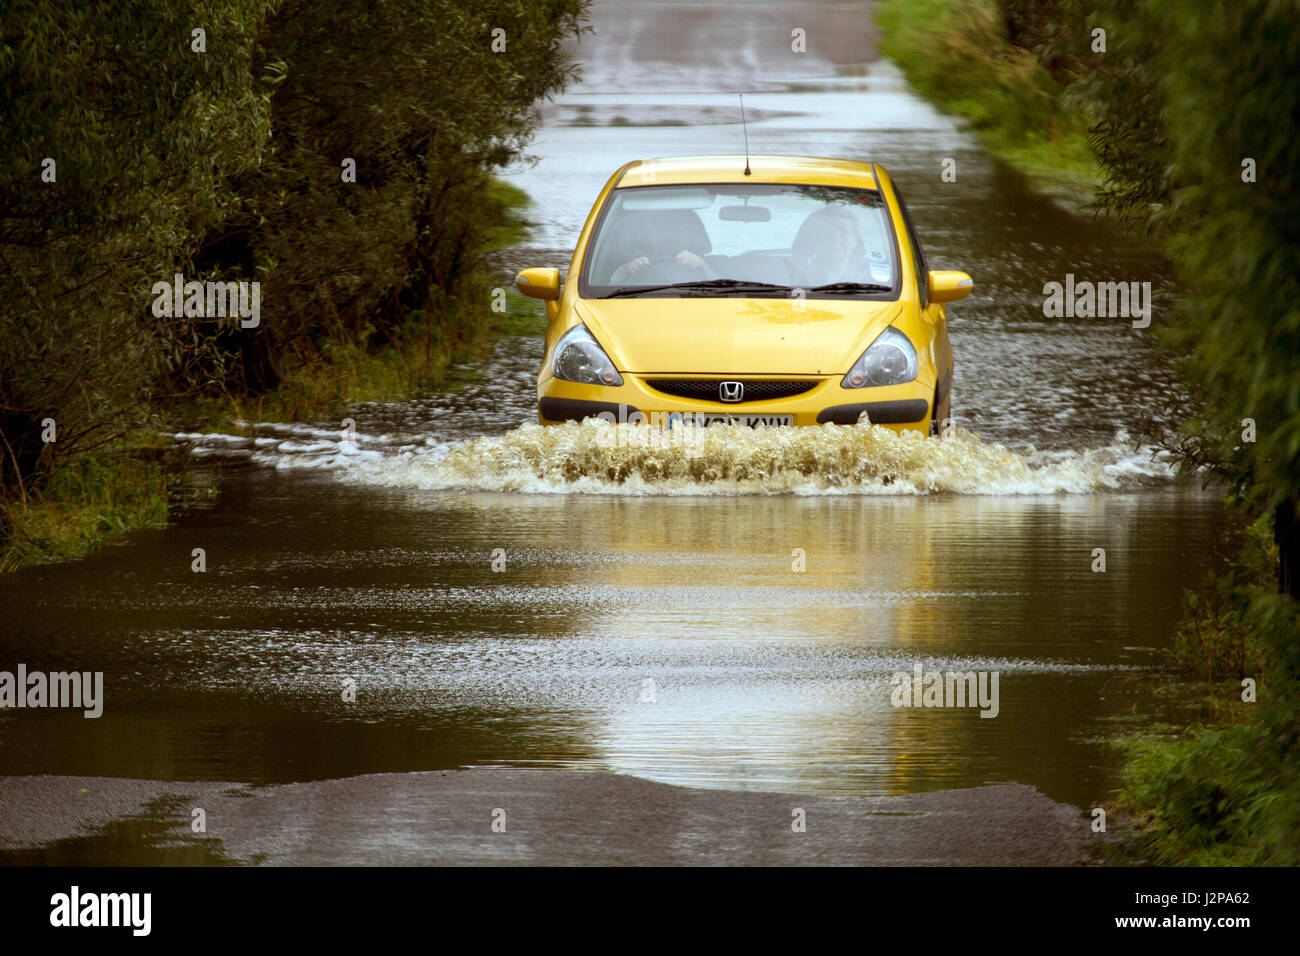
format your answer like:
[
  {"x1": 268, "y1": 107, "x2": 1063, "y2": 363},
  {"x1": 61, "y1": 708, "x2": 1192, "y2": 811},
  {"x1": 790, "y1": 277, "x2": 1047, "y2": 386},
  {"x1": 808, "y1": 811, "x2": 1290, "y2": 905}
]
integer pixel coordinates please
[{"x1": 617, "y1": 154, "x2": 881, "y2": 188}]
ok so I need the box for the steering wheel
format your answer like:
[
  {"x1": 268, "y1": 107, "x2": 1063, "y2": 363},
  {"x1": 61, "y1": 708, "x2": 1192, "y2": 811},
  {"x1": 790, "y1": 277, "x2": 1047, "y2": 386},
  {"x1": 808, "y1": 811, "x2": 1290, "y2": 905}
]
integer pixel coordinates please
[{"x1": 630, "y1": 254, "x2": 709, "y2": 284}]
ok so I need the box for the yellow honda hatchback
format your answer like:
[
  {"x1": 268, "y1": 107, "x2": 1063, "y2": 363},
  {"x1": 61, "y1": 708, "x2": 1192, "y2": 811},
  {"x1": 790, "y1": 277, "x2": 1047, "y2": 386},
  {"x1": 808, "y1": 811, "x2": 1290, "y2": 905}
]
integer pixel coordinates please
[{"x1": 515, "y1": 154, "x2": 971, "y2": 434}]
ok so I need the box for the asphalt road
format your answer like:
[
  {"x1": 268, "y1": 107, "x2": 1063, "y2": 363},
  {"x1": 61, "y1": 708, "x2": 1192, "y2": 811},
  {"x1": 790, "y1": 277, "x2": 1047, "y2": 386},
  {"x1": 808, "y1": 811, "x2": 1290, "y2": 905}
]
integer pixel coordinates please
[
  {"x1": 563, "y1": 0, "x2": 882, "y2": 91},
  {"x1": 0, "y1": 771, "x2": 1094, "y2": 866}
]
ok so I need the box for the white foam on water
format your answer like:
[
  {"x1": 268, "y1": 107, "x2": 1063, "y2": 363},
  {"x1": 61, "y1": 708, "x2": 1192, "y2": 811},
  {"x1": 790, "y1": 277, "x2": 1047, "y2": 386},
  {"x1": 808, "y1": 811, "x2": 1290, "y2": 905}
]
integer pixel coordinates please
[{"x1": 334, "y1": 420, "x2": 1177, "y2": 496}]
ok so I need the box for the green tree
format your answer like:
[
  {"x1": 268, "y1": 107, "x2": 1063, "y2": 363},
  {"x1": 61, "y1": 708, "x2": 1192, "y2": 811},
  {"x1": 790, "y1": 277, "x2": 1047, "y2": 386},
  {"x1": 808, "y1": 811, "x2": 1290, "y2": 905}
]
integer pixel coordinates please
[
  {"x1": 0, "y1": 0, "x2": 274, "y2": 499},
  {"x1": 0, "y1": 0, "x2": 588, "y2": 523}
]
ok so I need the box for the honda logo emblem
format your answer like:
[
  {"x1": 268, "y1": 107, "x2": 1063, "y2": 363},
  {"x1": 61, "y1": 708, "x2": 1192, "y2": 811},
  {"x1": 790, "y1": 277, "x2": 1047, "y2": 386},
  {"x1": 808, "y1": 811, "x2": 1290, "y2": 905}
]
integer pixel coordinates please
[{"x1": 719, "y1": 381, "x2": 744, "y2": 403}]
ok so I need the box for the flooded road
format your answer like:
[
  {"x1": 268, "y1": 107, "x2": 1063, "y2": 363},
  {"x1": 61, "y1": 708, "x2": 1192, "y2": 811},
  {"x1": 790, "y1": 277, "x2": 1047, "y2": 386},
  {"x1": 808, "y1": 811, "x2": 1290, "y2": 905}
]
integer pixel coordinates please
[{"x1": 0, "y1": 1, "x2": 1222, "y2": 860}]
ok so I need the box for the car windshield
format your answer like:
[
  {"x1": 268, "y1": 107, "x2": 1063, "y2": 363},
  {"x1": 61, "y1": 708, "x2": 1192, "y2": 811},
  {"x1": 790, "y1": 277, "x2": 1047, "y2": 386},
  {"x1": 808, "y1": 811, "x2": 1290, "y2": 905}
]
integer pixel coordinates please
[{"x1": 580, "y1": 182, "x2": 897, "y2": 298}]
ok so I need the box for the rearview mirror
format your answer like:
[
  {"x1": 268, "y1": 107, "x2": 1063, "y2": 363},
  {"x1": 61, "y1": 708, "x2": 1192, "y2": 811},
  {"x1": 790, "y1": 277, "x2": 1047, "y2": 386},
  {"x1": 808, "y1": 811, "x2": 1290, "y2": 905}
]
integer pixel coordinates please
[
  {"x1": 515, "y1": 267, "x2": 560, "y2": 301},
  {"x1": 719, "y1": 205, "x2": 772, "y2": 222},
  {"x1": 929, "y1": 270, "x2": 973, "y2": 304}
]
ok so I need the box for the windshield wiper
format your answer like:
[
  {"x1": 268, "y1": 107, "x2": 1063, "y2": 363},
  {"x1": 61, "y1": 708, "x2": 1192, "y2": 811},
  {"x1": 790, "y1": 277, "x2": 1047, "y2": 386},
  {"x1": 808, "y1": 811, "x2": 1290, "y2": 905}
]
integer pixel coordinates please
[
  {"x1": 807, "y1": 281, "x2": 893, "y2": 294},
  {"x1": 603, "y1": 278, "x2": 794, "y2": 298}
]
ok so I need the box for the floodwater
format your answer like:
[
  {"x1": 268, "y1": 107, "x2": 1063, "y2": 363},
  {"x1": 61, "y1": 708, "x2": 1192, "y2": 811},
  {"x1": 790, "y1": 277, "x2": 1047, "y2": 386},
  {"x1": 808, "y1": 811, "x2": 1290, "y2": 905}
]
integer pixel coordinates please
[{"x1": 0, "y1": 1, "x2": 1221, "y2": 844}]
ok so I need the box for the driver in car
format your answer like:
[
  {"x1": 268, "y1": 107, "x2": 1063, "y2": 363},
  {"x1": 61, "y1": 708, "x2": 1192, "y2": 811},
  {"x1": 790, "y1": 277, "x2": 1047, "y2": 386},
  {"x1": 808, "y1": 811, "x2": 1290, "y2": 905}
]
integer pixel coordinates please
[{"x1": 606, "y1": 209, "x2": 718, "y2": 284}]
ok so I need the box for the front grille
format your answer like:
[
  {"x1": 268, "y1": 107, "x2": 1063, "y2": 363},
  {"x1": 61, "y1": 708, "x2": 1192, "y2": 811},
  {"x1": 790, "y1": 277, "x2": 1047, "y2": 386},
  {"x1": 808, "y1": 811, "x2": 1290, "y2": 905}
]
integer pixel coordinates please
[{"x1": 643, "y1": 379, "x2": 819, "y2": 403}]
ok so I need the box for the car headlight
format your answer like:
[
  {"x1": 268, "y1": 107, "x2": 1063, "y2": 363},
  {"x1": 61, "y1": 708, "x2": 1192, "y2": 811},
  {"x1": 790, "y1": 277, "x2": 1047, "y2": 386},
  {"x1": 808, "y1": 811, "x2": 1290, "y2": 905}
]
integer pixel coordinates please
[
  {"x1": 841, "y1": 327, "x2": 918, "y2": 388},
  {"x1": 552, "y1": 324, "x2": 623, "y2": 386}
]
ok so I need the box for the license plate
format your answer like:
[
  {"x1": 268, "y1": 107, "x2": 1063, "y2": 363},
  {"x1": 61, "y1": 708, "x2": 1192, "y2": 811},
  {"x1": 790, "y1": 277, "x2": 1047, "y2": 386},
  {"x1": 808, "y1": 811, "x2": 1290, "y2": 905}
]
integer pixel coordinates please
[{"x1": 687, "y1": 413, "x2": 793, "y2": 428}]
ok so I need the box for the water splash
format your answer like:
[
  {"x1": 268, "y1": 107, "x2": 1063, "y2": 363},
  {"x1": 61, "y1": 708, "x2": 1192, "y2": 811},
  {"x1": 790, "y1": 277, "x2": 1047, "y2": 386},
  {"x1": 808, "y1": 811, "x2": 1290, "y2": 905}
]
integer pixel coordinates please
[
  {"x1": 330, "y1": 420, "x2": 1174, "y2": 495},
  {"x1": 172, "y1": 418, "x2": 1175, "y2": 495}
]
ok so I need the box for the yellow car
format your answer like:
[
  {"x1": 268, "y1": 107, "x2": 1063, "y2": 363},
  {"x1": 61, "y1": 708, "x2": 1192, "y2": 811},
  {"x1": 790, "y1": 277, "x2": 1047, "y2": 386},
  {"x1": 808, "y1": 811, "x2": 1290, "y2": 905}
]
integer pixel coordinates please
[{"x1": 515, "y1": 154, "x2": 971, "y2": 434}]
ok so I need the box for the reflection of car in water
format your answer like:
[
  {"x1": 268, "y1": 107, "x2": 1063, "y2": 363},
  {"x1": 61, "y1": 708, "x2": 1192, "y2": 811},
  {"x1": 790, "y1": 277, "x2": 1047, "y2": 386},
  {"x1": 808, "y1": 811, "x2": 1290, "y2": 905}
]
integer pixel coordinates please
[{"x1": 516, "y1": 155, "x2": 972, "y2": 433}]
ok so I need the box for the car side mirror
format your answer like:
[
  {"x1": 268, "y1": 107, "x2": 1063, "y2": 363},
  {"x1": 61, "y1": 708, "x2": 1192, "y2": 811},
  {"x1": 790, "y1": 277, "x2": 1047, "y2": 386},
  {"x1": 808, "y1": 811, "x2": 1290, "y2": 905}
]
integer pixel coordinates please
[
  {"x1": 515, "y1": 267, "x2": 561, "y2": 301},
  {"x1": 929, "y1": 270, "x2": 973, "y2": 304}
]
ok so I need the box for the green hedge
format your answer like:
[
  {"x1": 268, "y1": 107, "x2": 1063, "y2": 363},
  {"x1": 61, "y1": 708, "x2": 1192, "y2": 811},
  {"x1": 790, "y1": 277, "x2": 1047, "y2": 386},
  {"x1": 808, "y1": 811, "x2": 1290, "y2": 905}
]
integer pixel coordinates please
[{"x1": 0, "y1": 0, "x2": 587, "y2": 504}]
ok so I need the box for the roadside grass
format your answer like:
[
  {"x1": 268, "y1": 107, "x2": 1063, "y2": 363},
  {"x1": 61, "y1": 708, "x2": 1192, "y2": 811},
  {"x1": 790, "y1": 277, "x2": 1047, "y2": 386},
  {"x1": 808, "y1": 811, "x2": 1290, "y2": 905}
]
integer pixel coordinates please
[
  {"x1": 874, "y1": 0, "x2": 1099, "y2": 206},
  {"x1": 1103, "y1": 703, "x2": 1300, "y2": 866},
  {"x1": 0, "y1": 445, "x2": 170, "y2": 572}
]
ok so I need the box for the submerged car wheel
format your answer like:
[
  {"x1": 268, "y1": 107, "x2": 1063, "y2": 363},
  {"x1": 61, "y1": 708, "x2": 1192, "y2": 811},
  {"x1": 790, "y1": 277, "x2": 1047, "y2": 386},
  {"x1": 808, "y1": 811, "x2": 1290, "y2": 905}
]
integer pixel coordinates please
[{"x1": 929, "y1": 384, "x2": 951, "y2": 437}]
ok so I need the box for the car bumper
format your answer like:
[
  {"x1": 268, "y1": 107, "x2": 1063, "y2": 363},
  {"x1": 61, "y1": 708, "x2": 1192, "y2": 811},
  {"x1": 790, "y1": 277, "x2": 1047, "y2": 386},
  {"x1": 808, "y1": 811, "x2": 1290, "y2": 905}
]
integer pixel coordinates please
[{"x1": 538, "y1": 375, "x2": 936, "y2": 433}]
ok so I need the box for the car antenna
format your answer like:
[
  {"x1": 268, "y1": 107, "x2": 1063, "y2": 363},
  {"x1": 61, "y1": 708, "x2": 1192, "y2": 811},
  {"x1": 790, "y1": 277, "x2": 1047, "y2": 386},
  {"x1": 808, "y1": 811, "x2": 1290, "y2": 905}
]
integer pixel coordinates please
[{"x1": 739, "y1": 93, "x2": 752, "y2": 176}]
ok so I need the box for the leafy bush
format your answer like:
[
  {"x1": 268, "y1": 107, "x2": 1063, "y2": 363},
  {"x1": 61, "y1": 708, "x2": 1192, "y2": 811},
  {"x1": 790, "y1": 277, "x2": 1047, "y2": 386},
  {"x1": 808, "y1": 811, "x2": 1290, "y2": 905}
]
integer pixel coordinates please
[
  {"x1": 0, "y1": 0, "x2": 274, "y2": 498},
  {"x1": 1067, "y1": 0, "x2": 1300, "y2": 865},
  {"x1": 0, "y1": 1, "x2": 588, "y2": 538},
  {"x1": 1171, "y1": 508, "x2": 1276, "y2": 689},
  {"x1": 875, "y1": 0, "x2": 1098, "y2": 198}
]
